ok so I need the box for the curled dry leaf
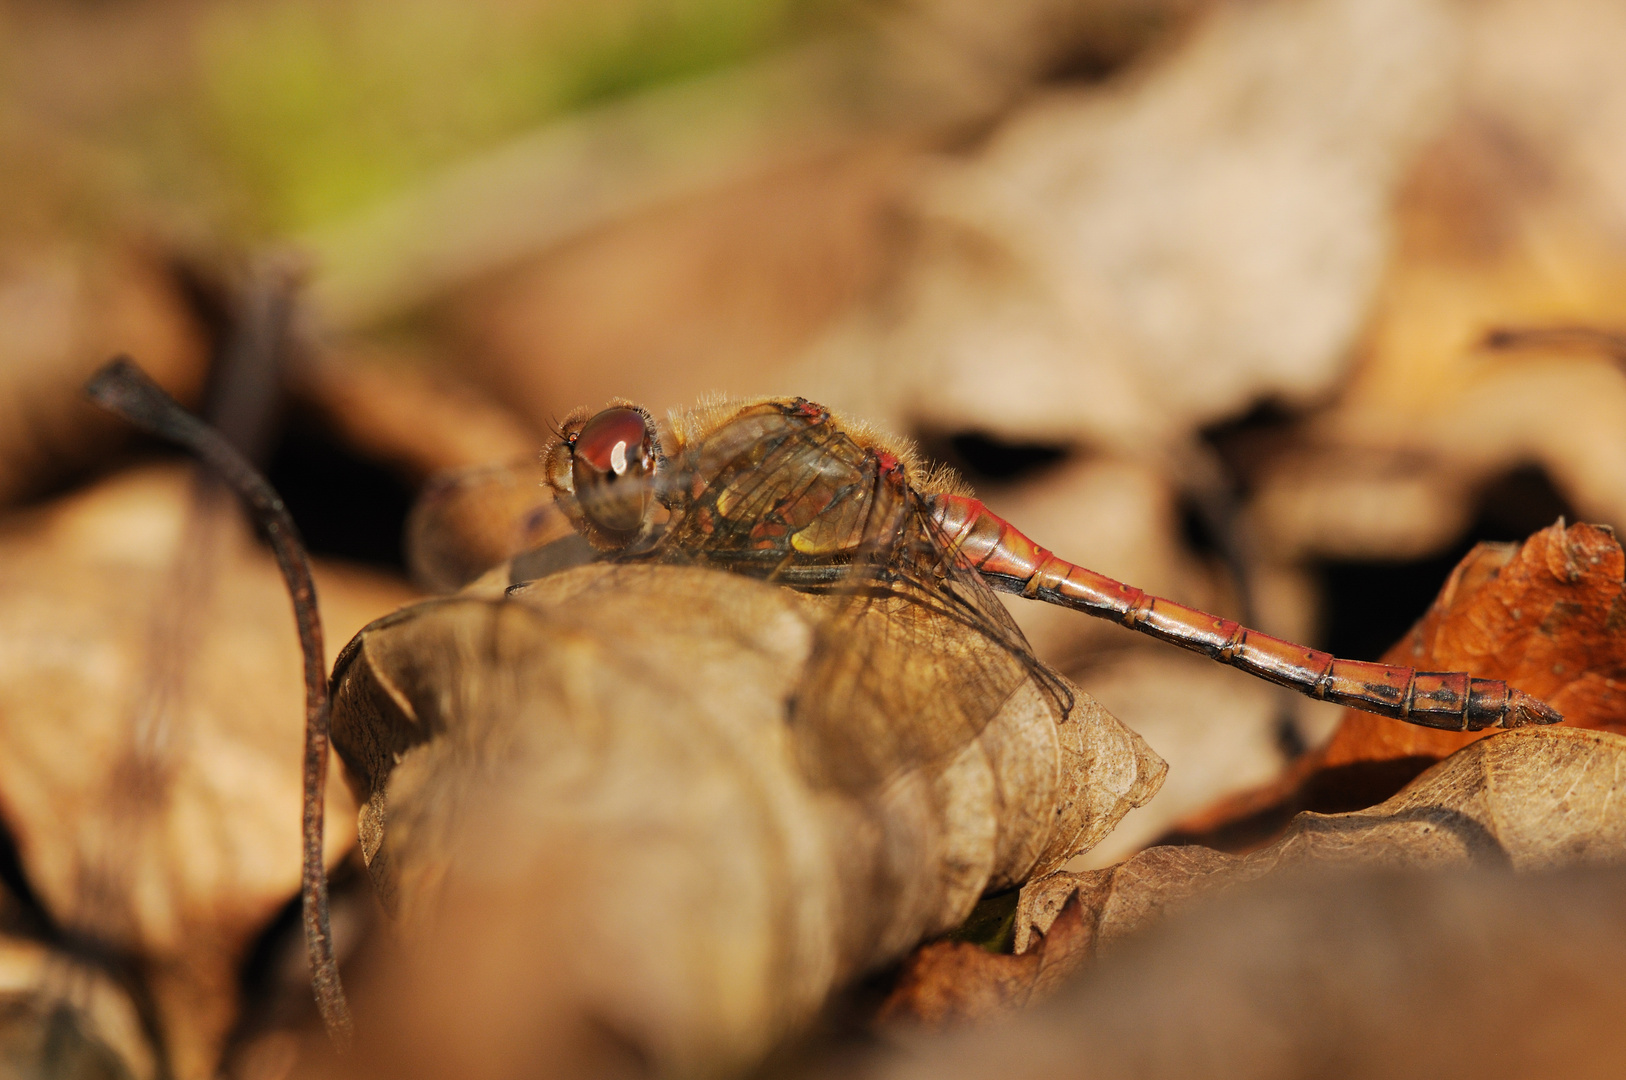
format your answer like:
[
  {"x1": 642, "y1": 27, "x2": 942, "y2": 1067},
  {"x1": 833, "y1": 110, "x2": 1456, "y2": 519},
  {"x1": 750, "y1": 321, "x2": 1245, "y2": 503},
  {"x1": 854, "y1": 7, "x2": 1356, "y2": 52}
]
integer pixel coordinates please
[
  {"x1": 1177, "y1": 519, "x2": 1625, "y2": 842},
  {"x1": 1322, "y1": 520, "x2": 1626, "y2": 746},
  {"x1": 1023, "y1": 726, "x2": 1626, "y2": 955},
  {"x1": 881, "y1": 724, "x2": 1626, "y2": 1030},
  {"x1": 0, "y1": 464, "x2": 416, "y2": 1078},
  {"x1": 325, "y1": 562, "x2": 1163, "y2": 1078},
  {"x1": 845, "y1": 863, "x2": 1626, "y2": 1080}
]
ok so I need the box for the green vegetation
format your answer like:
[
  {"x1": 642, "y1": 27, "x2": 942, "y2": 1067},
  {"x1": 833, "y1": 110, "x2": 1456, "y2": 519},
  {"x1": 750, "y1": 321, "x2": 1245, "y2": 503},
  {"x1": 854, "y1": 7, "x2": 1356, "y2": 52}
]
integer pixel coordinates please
[{"x1": 195, "y1": 0, "x2": 817, "y2": 235}]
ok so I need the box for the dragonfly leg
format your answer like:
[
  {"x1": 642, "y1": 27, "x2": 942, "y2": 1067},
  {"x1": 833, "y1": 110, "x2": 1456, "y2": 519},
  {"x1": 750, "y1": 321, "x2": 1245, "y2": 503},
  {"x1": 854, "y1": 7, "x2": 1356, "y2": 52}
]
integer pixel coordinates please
[{"x1": 929, "y1": 494, "x2": 1563, "y2": 731}]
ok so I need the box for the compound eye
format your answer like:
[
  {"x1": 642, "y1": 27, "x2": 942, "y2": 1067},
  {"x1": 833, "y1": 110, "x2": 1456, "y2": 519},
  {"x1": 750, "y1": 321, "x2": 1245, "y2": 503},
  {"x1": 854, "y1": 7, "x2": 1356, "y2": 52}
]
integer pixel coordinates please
[{"x1": 570, "y1": 407, "x2": 657, "y2": 541}]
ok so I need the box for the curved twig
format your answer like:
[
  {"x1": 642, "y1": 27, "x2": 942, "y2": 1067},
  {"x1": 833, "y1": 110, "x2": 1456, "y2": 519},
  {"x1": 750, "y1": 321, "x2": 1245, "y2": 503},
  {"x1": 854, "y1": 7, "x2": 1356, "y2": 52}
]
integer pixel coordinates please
[{"x1": 85, "y1": 357, "x2": 354, "y2": 1047}]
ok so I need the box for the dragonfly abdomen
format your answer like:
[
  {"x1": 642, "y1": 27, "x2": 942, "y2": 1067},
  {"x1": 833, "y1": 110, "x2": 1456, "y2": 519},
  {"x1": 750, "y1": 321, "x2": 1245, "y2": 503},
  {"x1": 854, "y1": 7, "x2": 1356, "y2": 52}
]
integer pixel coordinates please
[{"x1": 927, "y1": 493, "x2": 1561, "y2": 732}]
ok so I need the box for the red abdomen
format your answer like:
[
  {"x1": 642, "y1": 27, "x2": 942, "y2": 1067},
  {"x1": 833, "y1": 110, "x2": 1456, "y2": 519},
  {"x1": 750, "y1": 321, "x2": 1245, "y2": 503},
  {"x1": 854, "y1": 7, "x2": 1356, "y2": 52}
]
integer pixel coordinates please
[{"x1": 926, "y1": 493, "x2": 1559, "y2": 732}]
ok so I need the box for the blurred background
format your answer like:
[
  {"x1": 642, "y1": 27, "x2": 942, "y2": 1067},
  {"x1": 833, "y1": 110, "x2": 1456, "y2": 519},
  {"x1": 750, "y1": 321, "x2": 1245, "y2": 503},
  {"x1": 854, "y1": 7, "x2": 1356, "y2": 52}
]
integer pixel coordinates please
[{"x1": 3, "y1": 1, "x2": 1626, "y2": 1069}]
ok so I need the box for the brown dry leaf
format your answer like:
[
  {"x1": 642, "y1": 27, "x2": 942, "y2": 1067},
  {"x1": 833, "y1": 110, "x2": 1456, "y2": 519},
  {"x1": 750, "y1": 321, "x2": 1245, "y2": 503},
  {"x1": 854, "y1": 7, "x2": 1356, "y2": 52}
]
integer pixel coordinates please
[
  {"x1": 838, "y1": 864, "x2": 1626, "y2": 1080},
  {"x1": 323, "y1": 561, "x2": 1163, "y2": 1078},
  {"x1": 402, "y1": 459, "x2": 575, "y2": 594},
  {"x1": 289, "y1": 349, "x2": 542, "y2": 484},
  {"x1": 876, "y1": 892, "x2": 1092, "y2": 1030},
  {"x1": 1251, "y1": 0, "x2": 1626, "y2": 561},
  {"x1": 1, "y1": 860, "x2": 154, "y2": 1078},
  {"x1": 447, "y1": 143, "x2": 921, "y2": 426},
  {"x1": 1178, "y1": 520, "x2": 1626, "y2": 842},
  {"x1": 1322, "y1": 521, "x2": 1626, "y2": 747},
  {"x1": 0, "y1": 248, "x2": 207, "y2": 506},
  {"x1": 875, "y1": 723, "x2": 1626, "y2": 1035},
  {"x1": 1023, "y1": 726, "x2": 1626, "y2": 954},
  {"x1": 0, "y1": 933, "x2": 158, "y2": 1080},
  {"x1": 796, "y1": 0, "x2": 1457, "y2": 449},
  {"x1": 0, "y1": 464, "x2": 417, "y2": 1078}
]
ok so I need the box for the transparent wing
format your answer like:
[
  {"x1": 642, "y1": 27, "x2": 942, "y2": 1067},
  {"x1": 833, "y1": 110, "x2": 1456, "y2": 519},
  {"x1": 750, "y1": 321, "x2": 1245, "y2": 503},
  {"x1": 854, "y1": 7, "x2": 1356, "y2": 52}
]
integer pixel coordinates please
[
  {"x1": 652, "y1": 405, "x2": 861, "y2": 571},
  {"x1": 784, "y1": 483, "x2": 1073, "y2": 793}
]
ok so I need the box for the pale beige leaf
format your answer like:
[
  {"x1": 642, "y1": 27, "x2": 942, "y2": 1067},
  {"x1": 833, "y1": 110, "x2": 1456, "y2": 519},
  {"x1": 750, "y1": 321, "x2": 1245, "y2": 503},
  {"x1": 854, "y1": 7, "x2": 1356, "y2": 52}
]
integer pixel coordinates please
[
  {"x1": 326, "y1": 561, "x2": 1162, "y2": 1077},
  {"x1": 1018, "y1": 727, "x2": 1626, "y2": 956},
  {"x1": 856, "y1": 865, "x2": 1626, "y2": 1080},
  {"x1": 0, "y1": 464, "x2": 416, "y2": 1077}
]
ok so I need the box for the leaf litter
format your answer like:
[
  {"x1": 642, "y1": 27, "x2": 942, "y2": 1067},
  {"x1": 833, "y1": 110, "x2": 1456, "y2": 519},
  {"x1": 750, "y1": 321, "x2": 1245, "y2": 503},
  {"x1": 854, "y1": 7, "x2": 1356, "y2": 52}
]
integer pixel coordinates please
[
  {"x1": 9, "y1": 0, "x2": 1626, "y2": 1073},
  {"x1": 1175, "y1": 519, "x2": 1626, "y2": 846},
  {"x1": 877, "y1": 519, "x2": 1626, "y2": 1033},
  {"x1": 824, "y1": 862, "x2": 1626, "y2": 1080},
  {"x1": 0, "y1": 463, "x2": 415, "y2": 1076}
]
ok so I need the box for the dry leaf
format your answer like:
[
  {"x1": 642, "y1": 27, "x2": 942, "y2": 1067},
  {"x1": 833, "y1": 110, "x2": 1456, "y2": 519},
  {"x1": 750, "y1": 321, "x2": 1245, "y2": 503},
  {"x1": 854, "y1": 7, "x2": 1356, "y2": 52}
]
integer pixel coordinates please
[
  {"x1": 0, "y1": 464, "x2": 416, "y2": 1078},
  {"x1": 876, "y1": 892, "x2": 1092, "y2": 1030},
  {"x1": 795, "y1": 0, "x2": 1456, "y2": 448},
  {"x1": 325, "y1": 561, "x2": 1163, "y2": 1077},
  {"x1": 402, "y1": 458, "x2": 574, "y2": 594},
  {"x1": 0, "y1": 248, "x2": 206, "y2": 506},
  {"x1": 1177, "y1": 520, "x2": 1625, "y2": 843},
  {"x1": 289, "y1": 349, "x2": 542, "y2": 484},
  {"x1": 1, "y1": 871, "x2": 156, "y2": 1079},
  {"x1": 1024, "y1": 726, "x2": 1626, "y2": 952},
  {"x1": 1249, "y1": 0, "x2": 1626, "y2": 561},
  {"x1": 839, "y1": 863, "x2": 1626, "y2": 1080},
  {"x1": 447, "y1": 144, "x2": 919, "y2": 426},
  {"x1": 0, "y1": 936, "x2": 157, "y2": 1080},
  {"x1": 876, "y1": 724, "x2": 1626, "y2": 1038},
  {"x1": 1320, "y1": 520, "x2": 1626, "y2": 749}
]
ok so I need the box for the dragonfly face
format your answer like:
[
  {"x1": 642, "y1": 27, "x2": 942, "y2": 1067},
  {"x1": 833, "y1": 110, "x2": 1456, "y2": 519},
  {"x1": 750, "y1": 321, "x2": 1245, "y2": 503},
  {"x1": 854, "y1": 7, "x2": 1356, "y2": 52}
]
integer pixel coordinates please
[{"x1": 546, "y1": 404, "x2": 663, "y2": 550}]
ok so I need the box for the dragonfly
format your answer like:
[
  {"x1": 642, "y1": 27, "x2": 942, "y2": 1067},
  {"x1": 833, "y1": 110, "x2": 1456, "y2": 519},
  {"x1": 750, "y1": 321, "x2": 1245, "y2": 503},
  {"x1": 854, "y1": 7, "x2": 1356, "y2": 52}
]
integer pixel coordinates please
[
  {"x1": 542, "y1": 395, "x2": 1561, "y2": 792},
  {"x1": 87, "y1": 367, "x2": 1563, "y2": 1048}
]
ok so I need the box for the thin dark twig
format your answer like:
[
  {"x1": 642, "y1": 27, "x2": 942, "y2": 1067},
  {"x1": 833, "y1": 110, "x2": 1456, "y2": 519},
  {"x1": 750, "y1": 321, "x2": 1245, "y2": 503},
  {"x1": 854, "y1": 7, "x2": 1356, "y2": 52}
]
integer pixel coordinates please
[
  {"x1": 1482, "y1": 325, "x2": 1626, "y2": 362},
  {"x1": 84, "y1": 357, "x2": 354, "y2": 1047}
]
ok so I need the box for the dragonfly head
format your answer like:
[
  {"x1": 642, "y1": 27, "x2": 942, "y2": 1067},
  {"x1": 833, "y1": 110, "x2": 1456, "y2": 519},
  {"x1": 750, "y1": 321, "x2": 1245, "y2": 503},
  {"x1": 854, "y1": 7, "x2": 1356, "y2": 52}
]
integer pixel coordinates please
[{"x1": 545, "y1": 403, "x2": 663, "y2": 550}]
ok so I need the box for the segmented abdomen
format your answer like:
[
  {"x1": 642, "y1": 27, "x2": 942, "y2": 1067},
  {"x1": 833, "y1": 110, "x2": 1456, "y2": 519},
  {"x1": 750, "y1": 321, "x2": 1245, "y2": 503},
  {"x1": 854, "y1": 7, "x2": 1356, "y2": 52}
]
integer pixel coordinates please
[{"x1": 927, "y1": 493, "x2": 1561, "y2": 731}]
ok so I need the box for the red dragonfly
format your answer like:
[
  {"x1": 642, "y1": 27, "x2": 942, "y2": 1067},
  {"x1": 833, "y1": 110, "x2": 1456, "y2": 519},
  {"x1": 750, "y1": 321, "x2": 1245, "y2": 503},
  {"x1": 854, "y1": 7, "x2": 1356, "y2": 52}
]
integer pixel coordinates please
[
  {"x1": 88, "y1": 364, "x2": 1560, "y2": 1045},
  {"x1": 544, "y1": 396, "x2": 1560, "y2": 790}
]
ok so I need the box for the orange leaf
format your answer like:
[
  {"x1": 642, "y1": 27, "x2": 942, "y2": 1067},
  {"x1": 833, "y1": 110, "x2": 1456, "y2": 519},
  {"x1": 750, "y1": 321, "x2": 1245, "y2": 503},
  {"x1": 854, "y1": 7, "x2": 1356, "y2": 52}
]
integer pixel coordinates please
[
  {"x1": 1174, "y1": 520, "x2": 1626, "y2": 845},
  {"x1": 1326, "y1": 520, "x2": 1626, "y2": 758},
  {"x1": 876, "y1": 893, "x2": 1093, "y2": 1029}
]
